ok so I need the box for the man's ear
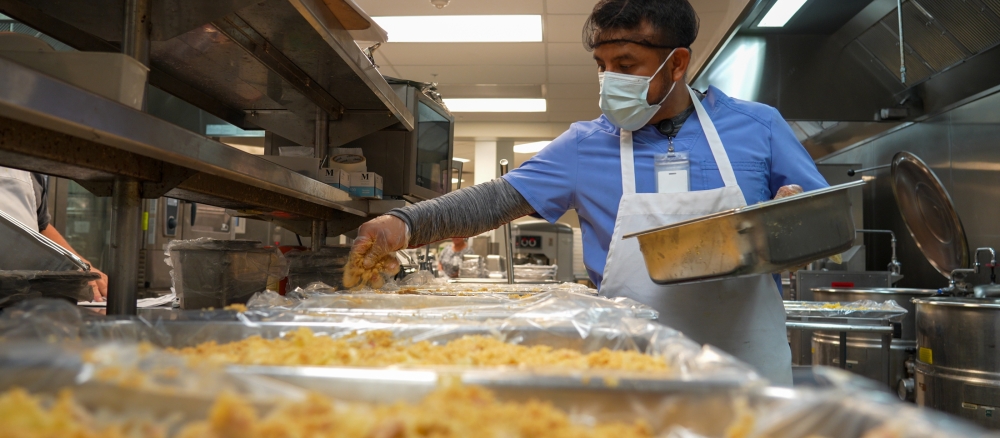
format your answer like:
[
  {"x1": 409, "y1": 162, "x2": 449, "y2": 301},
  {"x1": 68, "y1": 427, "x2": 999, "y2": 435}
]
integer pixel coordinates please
[{"x1": 671, "y1": 48, "x2": 692, "y2": 82}]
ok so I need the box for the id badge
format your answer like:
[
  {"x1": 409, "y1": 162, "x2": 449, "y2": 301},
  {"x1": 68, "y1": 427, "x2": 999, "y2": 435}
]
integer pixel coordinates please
[{"x1": 654, "y1": 151, "x2": 690, "y2": 193}]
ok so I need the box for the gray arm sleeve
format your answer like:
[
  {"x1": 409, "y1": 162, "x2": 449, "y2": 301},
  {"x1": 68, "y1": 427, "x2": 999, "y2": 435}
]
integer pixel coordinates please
[
  {"x1": 386, "y1": 178, "x2": 536, "y2": 246},
  {"x1": 31, "y1": 173, "x2": 50, "y2": 231}
]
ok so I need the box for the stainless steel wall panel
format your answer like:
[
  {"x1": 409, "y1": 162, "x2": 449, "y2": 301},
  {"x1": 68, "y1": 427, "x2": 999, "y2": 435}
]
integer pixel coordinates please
[{"x1": 819, "y1": 90, "x2": 1000, "y2": 289}]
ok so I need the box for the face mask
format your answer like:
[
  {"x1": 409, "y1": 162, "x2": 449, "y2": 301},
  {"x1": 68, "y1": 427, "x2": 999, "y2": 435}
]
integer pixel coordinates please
[{"x1": 598, "y1": 49, "x2": 678, "y2": 131}]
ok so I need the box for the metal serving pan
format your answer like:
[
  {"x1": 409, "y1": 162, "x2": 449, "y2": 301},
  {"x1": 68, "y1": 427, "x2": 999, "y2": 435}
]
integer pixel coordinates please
[
  {"x1": 0, "y1": 209, "x2": 90, "y2": 271},
  {"x1": 625, "y1": 180, "x2": 864, "y2": 284}
]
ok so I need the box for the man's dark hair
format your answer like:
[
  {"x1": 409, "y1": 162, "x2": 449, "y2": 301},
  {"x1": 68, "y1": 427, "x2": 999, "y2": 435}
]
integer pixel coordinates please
[{"x1": 583, "y1": 0, "x2": 699, "y2": 51}]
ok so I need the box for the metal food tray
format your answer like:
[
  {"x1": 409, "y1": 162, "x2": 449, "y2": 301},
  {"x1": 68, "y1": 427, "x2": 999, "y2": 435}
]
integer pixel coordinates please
[
  {"x1": 0, "y1": 343, "x2": 992, "y2": 438},
  {"x1": 83, "y1": 318, "x2": 754, "y2": 390},
  {"x1": 0, "y1": 209, "x2": 90, "y2": 271},
  {"x1": 783, "y1": 301, "x2": 907, "y2": 323},
  {"x1": 625, "y1": 180, "x2": 864, "y2": 284}
]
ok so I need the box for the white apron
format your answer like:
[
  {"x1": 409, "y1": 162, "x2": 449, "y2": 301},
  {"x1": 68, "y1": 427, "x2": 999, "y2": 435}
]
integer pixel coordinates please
[
  {"x1": 0, "y1": 167, "x2": 38, "y2": 232},
  {"x1": 599, "y1": 86, "x2": 792, "y2": 385}
]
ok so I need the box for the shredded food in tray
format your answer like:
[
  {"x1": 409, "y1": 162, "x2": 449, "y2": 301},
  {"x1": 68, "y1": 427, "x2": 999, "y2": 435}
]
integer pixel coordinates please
[
  {"x1": 167, "y1": 328, "x2": 671, "y2": 372},
  {"x1": 0, "y1": 386, "x2": 668, "y2": 438}
]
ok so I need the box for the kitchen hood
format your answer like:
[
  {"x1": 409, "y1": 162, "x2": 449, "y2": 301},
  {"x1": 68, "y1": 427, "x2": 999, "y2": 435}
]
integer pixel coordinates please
[{"x1": 693, "y1": 0, "x2": 1000, "y2": 158}]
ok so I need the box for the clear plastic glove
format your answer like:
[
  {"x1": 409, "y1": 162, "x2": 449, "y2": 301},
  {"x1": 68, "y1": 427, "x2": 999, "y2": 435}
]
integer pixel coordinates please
[
  {"x1": 774, "y1": 184, "x2": 803, "y2": 199},
  {"x1": 343, "y1": 215, "x2": 409, "y2": 289},
  {"x1": 89, "y1": 266, "x2": 108, "y2": 302}
]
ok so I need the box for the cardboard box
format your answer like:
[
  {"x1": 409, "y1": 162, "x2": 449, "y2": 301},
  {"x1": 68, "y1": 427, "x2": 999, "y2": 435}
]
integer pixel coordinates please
[
  {"x1": 260, "y1": 156, "x2": 320, "y2": 179},
  {"x1": 349, "y1": 172, "x2": 383, "y2": 199},
  {"x1": 319, "y1": 167, "x2": 350, "y2": 191}
]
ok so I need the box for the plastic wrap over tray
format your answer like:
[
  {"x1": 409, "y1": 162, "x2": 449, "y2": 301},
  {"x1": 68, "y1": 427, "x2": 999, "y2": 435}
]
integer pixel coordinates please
[
  {"x1": 245, "y1": 288, "x2": 658, "y2": 320},
  {"x1": 783, "y1": 300, "x2": 907, "y2": 323},
  {"x1": 0, "y1": 342, "x2": 996, "y2": 438},
  {"x1": 0, "y1": 337, "x2": 994, "y2": 438},
  {"x1": 290, "y1": 278, "x2": 598, "y2": 296}
]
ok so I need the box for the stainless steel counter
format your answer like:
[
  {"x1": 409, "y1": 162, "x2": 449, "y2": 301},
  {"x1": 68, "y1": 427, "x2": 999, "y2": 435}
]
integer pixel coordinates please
[{"x1": 0, "y1": 55, "x2": 365, "y2": 220}]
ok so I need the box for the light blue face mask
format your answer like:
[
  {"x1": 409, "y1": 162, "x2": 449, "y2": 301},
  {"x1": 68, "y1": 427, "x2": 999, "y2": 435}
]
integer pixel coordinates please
[{"x1": 598, "y1": 49, "x2": 678, "y2": 131}]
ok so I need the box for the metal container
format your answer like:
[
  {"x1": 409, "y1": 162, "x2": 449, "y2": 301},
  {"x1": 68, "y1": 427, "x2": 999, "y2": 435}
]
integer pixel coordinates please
[
  {"x1": 626, "y1": 180, "x2": 863, "y2": 284},
  {"x1": 914, "y1": 297, "x2": 1000, "y2": 429},
  {"x1": 284, "y1": 246, "x2": 350, "y2": 291},
  {"x1": 167, "y1": 240, "x2": 281, "y2": 310},
  {"x1": 0, "y1": 270, "x2": 100, "y2": 307},
  {"x1": 810, "y1": 288, "x2": 936, "y2": 398},
  {"x1": 0, "y1": 209, "x2": 90, "y2": 272}
]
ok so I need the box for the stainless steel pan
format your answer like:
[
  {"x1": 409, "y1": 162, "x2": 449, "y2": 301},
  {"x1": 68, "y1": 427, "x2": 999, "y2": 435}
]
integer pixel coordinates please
[{"x1": 625, "y1": 181, "x2": 864, "y2": 284}]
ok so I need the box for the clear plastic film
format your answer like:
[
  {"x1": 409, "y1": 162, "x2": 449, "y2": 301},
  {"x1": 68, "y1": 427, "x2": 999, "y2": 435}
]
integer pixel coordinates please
[
  {"x1": 0, "y1": 270, "x2": 98, "y2": 308},
  {"x1": 243, "y1": 288, "x2": 658, "y2": 320},
  {"x1": 164, "y1": 238, "x2": 288, "y2": 310},
  {"x1": 784, "y1": 300, "x2": 908, "y2": 323}
]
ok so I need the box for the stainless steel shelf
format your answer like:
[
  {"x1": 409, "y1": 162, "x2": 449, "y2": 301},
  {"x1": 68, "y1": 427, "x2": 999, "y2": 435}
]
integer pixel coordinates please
[
  {"x1": 0, "y1": 56, "x2": 364, "y2": 221},
  {"x1": 0, "y1": 0, "x2": 414, "y2": 144}
]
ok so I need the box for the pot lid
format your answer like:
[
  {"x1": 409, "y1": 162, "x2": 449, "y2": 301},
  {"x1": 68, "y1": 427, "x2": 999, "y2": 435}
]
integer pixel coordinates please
[{"x1": 891, "y1": 152, "x2": 969, "y2": 278}]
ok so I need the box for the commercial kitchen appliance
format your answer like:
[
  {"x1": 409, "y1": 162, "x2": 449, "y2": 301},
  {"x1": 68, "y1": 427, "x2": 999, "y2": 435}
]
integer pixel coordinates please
[
  {"x1": 811, "y1": 287, "x2": 936, "y2": 400},
  {"x1": 511, "y1": 220, "x2": 574, "y2": 283},
  {"x1": 343, "y1": 80, "x2": 454, "y2": 202},
  {"x1": 886, "y1": 151, "x2": 1000, "y2": 428}
]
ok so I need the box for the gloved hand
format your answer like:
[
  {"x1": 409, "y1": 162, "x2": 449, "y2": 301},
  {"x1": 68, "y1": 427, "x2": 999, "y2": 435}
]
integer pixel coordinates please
[
  {"x1": 774, "y1": 184, "x2": 804, "y2": 199},
  {"x1": 343, "y1": 215, "x2": 409, "y2": 288}
]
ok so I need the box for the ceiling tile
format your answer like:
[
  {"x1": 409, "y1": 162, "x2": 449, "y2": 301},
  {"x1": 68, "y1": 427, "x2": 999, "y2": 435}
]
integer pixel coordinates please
[
  {"x1": 547, "y1": 98, "x2": 596, "y2": 113},
  {"x1": 377, "y1": 43, "x2": 546, "y2": 66},
  {"x1": 546, "y1": 82, "x2": 599, "y2": 99},
  {"x1": 546, "y1": 42, "x2": 594, "y2": 65},
  {"x1": 548, "y1": 65, "x2": 598, "y2": 84},
  {"x1": 545, "y1": 0, "x2": 595, "y2": 14},
  {"x1": 545, "y1": 14, "x2": 588, "y2": 43},
  {"x1": 353, "y1": 0, "x2": 543, "y2": 16},
  {"x1": 392, "y1": 65, "x2": 547, "y2": 84},
  {"x1": 547, "y1": 110, "x2": 603, "y2": 123},
  {"x1": 453, "y1": 112, "x2": 552, "y2": 122}
]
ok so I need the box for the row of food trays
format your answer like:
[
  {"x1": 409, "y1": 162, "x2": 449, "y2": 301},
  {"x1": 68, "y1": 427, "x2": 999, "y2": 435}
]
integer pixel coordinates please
[{"x1": 0, "y1": 283, "x2": 992, "y2": 438}]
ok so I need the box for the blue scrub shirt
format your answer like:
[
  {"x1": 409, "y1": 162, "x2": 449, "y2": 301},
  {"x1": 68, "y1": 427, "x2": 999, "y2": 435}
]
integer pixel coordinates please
[{"x1": 503, "y1": 86, "x2": 829, "y2": 288}]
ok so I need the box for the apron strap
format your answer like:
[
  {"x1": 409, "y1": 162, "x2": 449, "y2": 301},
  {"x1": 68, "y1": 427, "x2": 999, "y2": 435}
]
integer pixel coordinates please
[
  {"x1": 619, "y1": 129, "x2": 636, "y2": 195},
  {"x1": 688, "y1": 86, "x2": 738, "y2": 188},
  {"x1": 619, "y1": 87, "x2": 738, "y2": 195}
]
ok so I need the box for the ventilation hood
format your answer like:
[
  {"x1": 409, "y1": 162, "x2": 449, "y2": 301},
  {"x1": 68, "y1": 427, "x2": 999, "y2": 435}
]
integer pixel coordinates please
[{"x1": 693, "y1": 0, "x2": 1000, "y2": 158}]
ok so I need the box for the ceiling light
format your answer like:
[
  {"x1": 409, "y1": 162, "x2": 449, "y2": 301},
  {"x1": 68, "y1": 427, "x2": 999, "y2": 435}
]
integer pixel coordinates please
[
  {"x1": 444, "y1": 98, "x2": 546, "y2": 112},
  {"x1": 758, "y1": 0, "x2": 808, "y2": 27},
  {"x1": 513, "y1": 141, "x2": 551, "y2": 153},
  {"x1": 430, "y1": 0, "x2": 449, "y2": 9},
  {"x1": 453, "y1": 157, "x2": 471, "y2": 163},
  {"x1": 373, "y1": 15, "x2": 543, "y2": 42},
  {"x1": 451, "y1": 178, "x2": 465, "y2": 183}
]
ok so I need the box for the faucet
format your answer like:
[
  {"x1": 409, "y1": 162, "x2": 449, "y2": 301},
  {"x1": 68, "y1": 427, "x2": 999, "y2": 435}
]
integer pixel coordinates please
[
  {"x1": 943, "y1": 247, "x2": 996, "y2": 295},
  {"x1": 856, "y1": 229, "x2": 901, "y2": 275}
]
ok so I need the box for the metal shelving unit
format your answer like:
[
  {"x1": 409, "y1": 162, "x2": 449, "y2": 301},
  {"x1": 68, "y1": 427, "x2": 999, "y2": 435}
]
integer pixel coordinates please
[{"x1": 0, "y1": 0, "x2": 414, "y2": 314}]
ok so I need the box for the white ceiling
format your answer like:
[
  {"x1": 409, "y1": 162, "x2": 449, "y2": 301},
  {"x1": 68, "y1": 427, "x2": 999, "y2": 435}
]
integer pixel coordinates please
[{"x1": 355, "y1": 0, "x2": 751, "y2": 140}]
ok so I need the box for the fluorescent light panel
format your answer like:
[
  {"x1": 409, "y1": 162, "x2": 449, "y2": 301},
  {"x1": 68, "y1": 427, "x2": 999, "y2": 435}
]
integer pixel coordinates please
[
  {"x1": 444, "y1": 98, "x2": 546, "y2": 113},
  {"x1": 758, "y1": 0, "x2": 808, "y2": 27},
  {"x1": 373, "y1": 15, "x2": 542, "y2": 42},
  {"x1": 513, "y1": 141, "x2": 551, "y2": 154},
  {"x1": 453, "y1": 157, "x2": 471, "y2": 163}
]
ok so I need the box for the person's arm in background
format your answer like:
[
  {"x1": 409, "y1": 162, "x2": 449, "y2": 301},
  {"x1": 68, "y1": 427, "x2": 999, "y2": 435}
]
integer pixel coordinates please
[
  {"x1": 768, "y1": 108, "x2": 830, "y2": 198},
  {"x1": 33, "y1": 174, "x2": 108, "y2": 301}
]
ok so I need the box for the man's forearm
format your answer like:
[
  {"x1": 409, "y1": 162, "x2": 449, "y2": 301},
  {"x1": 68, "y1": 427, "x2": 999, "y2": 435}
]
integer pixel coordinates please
[{"x1": 386, "y1": 178, "x2": 535, "y2": 246}]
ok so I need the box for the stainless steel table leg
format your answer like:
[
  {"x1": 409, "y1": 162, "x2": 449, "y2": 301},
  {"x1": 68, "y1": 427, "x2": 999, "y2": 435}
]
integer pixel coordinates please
[
  {"x1": 311, "y1": 220, "x2": 327, "y2": 251},
  {"x1": 107, "y1": 177, "x2": 141, "y2": 315},
  {"x1": 882, "y1": 331, "x2": 893, "y2": 389},
  {"x1": 839, "y1": 331, "x2": 848, "y2": 370}
]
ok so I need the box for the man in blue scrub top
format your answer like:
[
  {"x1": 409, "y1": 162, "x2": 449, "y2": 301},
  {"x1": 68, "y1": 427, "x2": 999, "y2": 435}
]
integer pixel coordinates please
[{"x1": 345, "y1": 0, "x2": 828, "y2": 385}]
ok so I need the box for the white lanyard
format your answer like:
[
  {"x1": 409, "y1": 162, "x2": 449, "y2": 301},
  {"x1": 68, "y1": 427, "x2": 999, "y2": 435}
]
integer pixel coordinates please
[{"x1": 620, "y1": 86, "x2": 738, "y2": 195}]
